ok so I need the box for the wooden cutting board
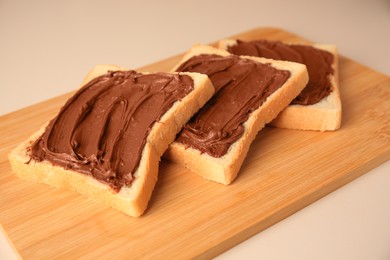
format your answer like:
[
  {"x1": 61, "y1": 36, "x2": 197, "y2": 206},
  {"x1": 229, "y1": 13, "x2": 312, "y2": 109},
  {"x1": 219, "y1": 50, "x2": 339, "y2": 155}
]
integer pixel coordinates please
[{"x1": 1, "y1": 27, "x2": 389, "y2": 259}]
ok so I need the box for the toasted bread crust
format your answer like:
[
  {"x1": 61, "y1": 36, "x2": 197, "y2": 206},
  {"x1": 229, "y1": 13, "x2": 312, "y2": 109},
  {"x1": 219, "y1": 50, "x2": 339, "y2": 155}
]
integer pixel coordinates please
[
  {"x1": 165, "y1": 45, "x2": 309, "y2": 184},
  {"x1": 9, "y1": 65, "x2": 215, "y2": 217},
  {"x1": 219, "y1": 40, "x2": 342, "y2": 131}
]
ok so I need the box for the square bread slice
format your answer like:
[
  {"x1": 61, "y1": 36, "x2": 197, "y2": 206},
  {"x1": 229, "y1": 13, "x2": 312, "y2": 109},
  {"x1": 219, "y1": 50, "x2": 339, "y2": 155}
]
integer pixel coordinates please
[
  {"x1": 164, "y1": 45, "x2": 309, "y2": 184},
  {"x1": 219, "y1": 39, "x2": 341, "y2": 131},
  {"x1": 8, "y1": 65, "x2": 214, "y2": 217}
]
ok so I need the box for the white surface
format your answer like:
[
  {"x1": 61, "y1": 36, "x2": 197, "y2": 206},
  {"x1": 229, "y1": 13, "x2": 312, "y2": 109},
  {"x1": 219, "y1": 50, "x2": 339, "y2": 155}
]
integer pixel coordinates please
[
  {"x1": 217, "y1": 160, "x2": 390, "y2": 260},
  {"x1": 1, "y1": 0, "x2": 389, "y2": 259},
  {"x1": 0, "y1": 226, "x2": 18, "y2": 260}
]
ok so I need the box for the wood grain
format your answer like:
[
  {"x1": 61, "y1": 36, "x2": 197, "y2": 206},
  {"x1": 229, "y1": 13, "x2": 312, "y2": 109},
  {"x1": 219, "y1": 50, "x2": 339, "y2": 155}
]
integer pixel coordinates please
[{"x1": 1, "y1": 27, "x2": 389, "y2": 259}]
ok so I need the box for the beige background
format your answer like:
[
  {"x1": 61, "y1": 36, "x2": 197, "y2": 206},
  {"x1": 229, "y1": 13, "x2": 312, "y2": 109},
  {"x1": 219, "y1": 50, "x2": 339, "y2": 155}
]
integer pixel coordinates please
[{"x1": 1, "y1": 0, "x2": 390, "y2": 259}]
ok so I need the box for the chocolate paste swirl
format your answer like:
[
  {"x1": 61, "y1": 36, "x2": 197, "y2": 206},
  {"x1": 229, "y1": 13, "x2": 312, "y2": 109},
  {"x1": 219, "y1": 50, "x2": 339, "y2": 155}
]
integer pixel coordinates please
[
  {"x1": 227, "y1": 40, "x2": 334, "y2": 105},
  {"x1": 175, "y1": 54, "x2": 290, "y2": 157},
  {"x1": 29, "y1": 70, "x2": 194, "y2": 191}
]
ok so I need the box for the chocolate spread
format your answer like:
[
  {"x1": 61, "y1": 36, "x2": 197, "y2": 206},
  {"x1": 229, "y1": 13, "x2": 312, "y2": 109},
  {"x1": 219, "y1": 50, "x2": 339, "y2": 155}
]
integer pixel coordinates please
[
  {"x1": 227, "y1": 40, "x2": 334, "y2": 105},
  {"x1": 29, "y1": 70, "x2": 194, "y2": 191},
  {"x1": 175, "y1": 54, "x2": 290, "y2": 158}
]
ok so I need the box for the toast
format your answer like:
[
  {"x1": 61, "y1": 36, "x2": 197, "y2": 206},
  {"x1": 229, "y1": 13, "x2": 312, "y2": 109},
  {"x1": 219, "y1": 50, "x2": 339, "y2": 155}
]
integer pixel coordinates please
[
  {"x1": 219, "y1": 39, "x2": 341, "y2": 131},
  {"x1": 8, "y1": 65, "x2": 214, "y2": 217},
  {"x1": 164, "y1": 45, "x2": 309, "y2": 184}
]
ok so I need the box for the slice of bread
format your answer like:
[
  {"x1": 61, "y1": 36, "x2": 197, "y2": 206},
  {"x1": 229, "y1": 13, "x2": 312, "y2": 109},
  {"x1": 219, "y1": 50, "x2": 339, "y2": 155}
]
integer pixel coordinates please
[
  {"x1": 8, "y1": 65, "x2": 215, "y2": 217},
  {"x1": 164, "y1": 45, "x2": 309, "y2": 184},
  {"x1": 219, "y1": 39, "x2": 341, "y2": 131}
]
